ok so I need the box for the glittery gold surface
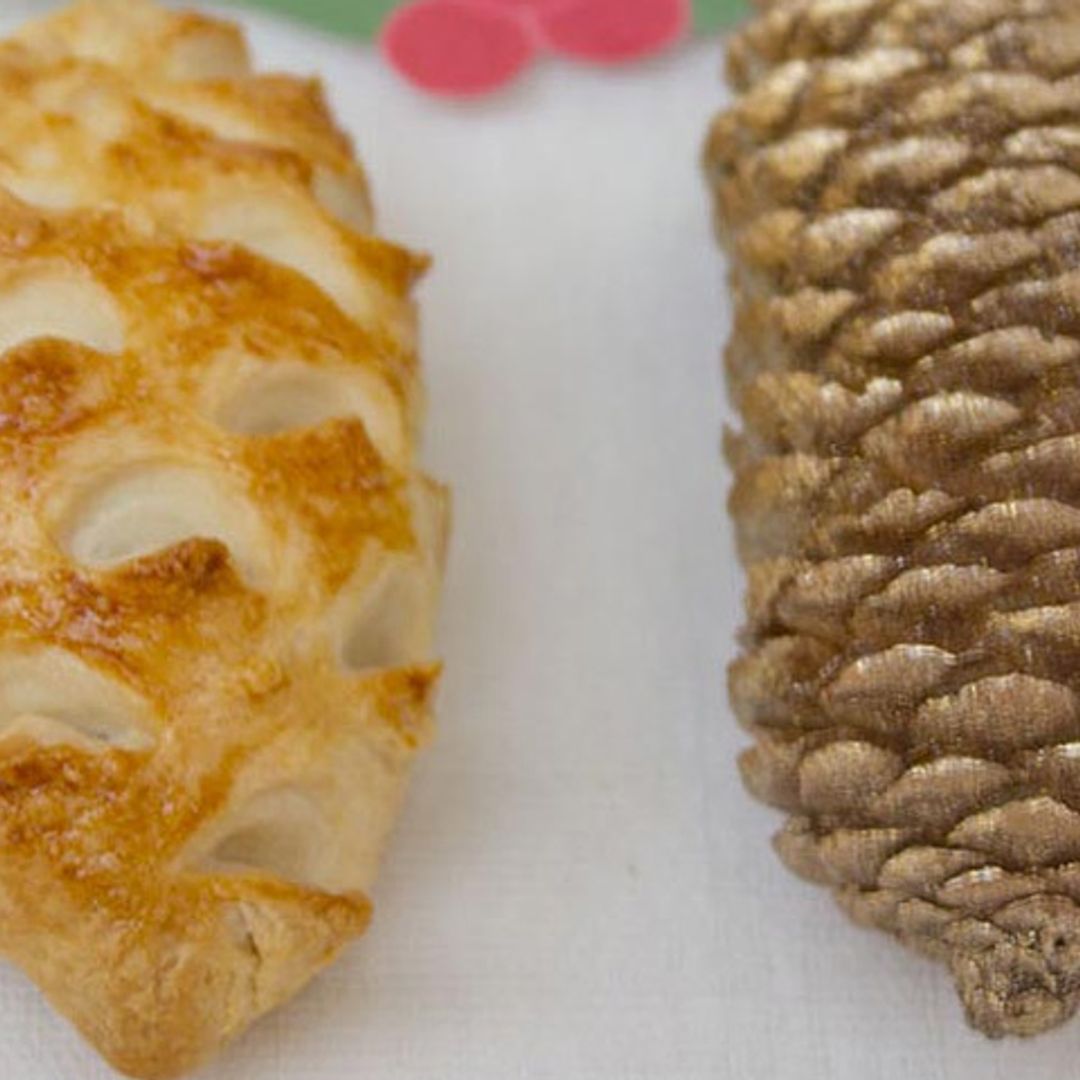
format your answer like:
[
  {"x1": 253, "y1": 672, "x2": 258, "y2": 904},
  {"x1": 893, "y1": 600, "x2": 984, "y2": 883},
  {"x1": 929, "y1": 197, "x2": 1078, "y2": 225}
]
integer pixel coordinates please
[{"x1": 709, "y1": 0, "x2": 1080, "y2": 1039}]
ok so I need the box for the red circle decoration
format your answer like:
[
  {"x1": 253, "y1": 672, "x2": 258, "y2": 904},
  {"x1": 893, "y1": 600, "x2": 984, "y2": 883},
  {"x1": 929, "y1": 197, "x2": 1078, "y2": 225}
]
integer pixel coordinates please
[
  {"x1": 382, "y1": 0, "x2": 538, "y2": 96},
  {"x1": 483, "y1": 0, "x2": 574, "y2": 10},
  {"x1": 381, "y1": 0, "x2": 690, "y2": 98},
  {"x1": 538, "y1": 0, "x2": 690, "y2": 63}
]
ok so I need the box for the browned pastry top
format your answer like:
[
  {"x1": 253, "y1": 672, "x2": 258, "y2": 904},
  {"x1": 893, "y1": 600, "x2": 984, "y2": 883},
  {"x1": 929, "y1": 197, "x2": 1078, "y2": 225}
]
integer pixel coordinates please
[{"x1": 0, "y1": 3, "x2": 447, "y2": 1076}]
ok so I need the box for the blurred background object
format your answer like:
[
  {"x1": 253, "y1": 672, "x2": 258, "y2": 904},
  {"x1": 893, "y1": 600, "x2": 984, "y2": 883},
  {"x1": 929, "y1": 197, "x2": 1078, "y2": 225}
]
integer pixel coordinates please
[
  {"x1": 238, "y1": 0, "x2": 400, "y2": 35},
  {"x1": 382, "y1": 0, "x2": 693, "y2": 97},
  {"x1": 232, "y1": 0, "x2": 742, "y2": 38}
]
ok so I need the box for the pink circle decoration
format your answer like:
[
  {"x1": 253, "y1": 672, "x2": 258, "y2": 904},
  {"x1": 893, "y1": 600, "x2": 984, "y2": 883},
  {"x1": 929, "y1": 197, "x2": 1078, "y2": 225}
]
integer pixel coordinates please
[
  {"x1": 538, "y1": 0, "x2": 690, "y2": 64},
  {"x1": 381, "y1": 0, "x2": 690, "y2": 98},
  {"x1": 485, "y1": 0, "x2": 574, "y2": 10},
  {"x1": 382, "y1": 0, "x2": 538, "y2": 96}
]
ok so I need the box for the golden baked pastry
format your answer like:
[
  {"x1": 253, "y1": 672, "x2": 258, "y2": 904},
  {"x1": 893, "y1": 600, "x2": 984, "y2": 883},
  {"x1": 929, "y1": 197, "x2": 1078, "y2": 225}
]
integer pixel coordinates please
[
  {"x1": 709, "y1": 0, "x2": 1080, "y2": 1040},
  {"x1": 0, "y1": 1, "x2": 446, "y2": 1076}
]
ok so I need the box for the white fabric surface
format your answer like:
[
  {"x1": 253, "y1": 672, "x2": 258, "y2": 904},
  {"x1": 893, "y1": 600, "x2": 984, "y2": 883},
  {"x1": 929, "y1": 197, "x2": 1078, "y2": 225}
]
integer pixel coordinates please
[{"x1": 0, "y1": 4, "x2": 1078, "y2": 1078}]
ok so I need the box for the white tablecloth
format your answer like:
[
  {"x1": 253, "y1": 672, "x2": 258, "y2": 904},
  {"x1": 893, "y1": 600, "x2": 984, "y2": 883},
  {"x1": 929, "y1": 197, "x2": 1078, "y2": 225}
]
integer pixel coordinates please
[{"x1": 0, "y1": 4, "x2": 1078, "y2": 1078}]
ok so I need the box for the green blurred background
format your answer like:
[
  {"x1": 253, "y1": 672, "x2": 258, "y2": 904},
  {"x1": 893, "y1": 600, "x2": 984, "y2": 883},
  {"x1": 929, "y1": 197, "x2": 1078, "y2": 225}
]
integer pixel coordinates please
[{"x1": 235, "y1": 0, "x2": 745, "y2": 38}]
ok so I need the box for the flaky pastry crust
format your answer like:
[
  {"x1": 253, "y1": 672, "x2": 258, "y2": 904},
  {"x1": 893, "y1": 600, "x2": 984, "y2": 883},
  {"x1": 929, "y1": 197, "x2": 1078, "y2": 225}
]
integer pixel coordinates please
[{"x1": 0, "y1": 2, "x2": 447, "y2": 1076}]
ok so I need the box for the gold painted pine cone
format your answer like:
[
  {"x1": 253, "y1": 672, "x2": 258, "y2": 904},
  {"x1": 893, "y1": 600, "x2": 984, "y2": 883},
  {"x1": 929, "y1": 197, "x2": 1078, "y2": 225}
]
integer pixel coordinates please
[{"x1": 708, "y1": 0, "x2": 1080, "y2": 1038}]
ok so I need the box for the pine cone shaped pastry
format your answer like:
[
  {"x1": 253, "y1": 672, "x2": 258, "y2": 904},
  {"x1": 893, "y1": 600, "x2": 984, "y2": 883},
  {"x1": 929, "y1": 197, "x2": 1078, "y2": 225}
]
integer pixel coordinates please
[
  {"x1": 708, "y1": 0, "x2": 1080, "y2": 1040},
  {"x1": 0, "y1": 2, "x2": 447, "y2": 1076}
]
